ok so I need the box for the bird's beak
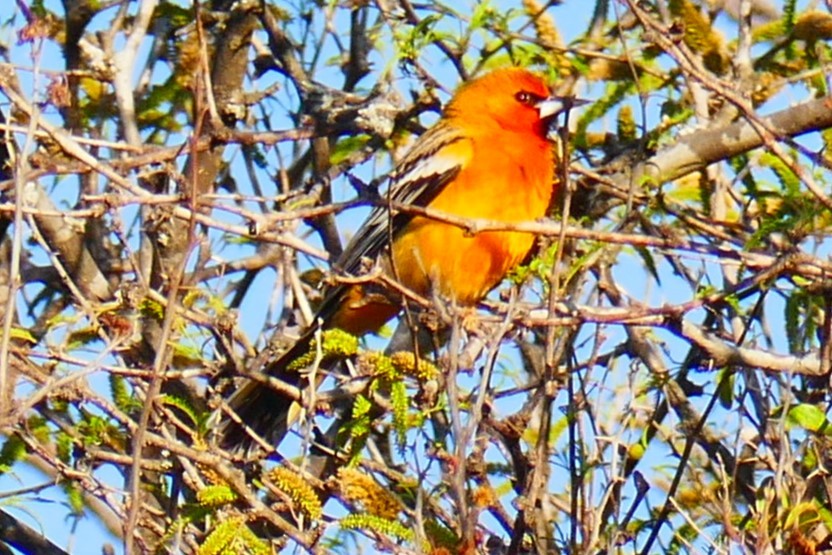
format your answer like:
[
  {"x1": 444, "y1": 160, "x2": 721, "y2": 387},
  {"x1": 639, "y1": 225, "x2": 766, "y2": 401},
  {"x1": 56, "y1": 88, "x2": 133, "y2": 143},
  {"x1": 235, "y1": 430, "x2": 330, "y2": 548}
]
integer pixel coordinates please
[{"x1": 537, "y1": 96, "x2": 589, "y2": 120}]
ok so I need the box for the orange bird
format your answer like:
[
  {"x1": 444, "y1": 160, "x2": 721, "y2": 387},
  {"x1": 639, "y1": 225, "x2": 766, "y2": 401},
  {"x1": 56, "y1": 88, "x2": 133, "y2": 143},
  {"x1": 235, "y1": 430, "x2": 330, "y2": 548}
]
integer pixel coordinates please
[{"x1": 222, "y1": 68, "x2": 566, "y2": 451}]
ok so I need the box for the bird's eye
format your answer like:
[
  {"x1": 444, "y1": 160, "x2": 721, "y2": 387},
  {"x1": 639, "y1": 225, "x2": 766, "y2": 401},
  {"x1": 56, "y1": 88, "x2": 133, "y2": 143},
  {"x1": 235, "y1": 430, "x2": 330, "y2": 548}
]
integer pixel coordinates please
[{"x1": 515, "y1": 91, "x2": 539, "y2": 106}]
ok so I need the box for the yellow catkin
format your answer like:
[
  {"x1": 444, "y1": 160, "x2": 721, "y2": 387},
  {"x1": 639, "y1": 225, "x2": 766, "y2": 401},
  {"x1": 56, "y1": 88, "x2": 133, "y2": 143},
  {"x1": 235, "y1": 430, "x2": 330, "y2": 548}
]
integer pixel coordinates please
[
  {"x1": 287, "y1": 329, "x2": 359, "y2": 370},
  {"x1": 197, "y1": 464, "x2": 225, "y2": 487},
  {"x1": 360, "y1": 351, "x2": 397, "y2": 380},
  {"x1": 337, "y1": 467, "x2": 401, "y2": 519},
  {"x1": 424, "y1": 519, "x2": 460, "y2": 551},
  {"x1": 174, "y1": 32, "x2": 202, "y2": 89},
  {"x1": 586, "y1": 58, "x2": 641, "y2": 82},
  {"x1": 198, "y1": 517, "x2": 269, "y2": 555},
  {"x1": 521, "y1": 0, "x2": 572, "y2": 75},
  {"x1": 389, "y1": 351, "x2": 438, "y2": 381},
  {"x1": 269, "y1": 466, "x2": 323, "y2": 520},
  {"x1": 617, "y1": 105, "x2": 636, "y2": 142},
  {"x1": 668, "y1": 0, "x2": 728, "y2": 74},
  {"x1": 472, "y1": 484, "x2": 497, "y2": 508},
  {"x1": 750, "y1": 72, "x2": 783, "y2": 106},
  {"x1": 196, "y1": 484, "x2": 237, "y2": 507},
  {"x1": 794, "y1": 11, "x2": 832, "y2": 41},
  {"x1": 340, "y1": 513, "x2": 414, "y2": 542},
  {"x1": 522, "y1": 0, "x2": 562, "y2": 50},
  {"x1": 198, "y1": 517, "x2": 243, "y2": 555}
]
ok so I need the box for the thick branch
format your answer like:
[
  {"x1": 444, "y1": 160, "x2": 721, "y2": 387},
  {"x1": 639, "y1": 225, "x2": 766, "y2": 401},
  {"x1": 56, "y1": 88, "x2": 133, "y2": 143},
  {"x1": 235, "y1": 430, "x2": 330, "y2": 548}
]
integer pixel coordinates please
[
  {"x1": 673, "y1": 319, "x2": 823, "y2": 376},
  {"x1": 0, "y1": 509, "x2": 69, "y2": 555},
  {"x1": 625, "y1": 96, "x2": 832, "y2": 187}
]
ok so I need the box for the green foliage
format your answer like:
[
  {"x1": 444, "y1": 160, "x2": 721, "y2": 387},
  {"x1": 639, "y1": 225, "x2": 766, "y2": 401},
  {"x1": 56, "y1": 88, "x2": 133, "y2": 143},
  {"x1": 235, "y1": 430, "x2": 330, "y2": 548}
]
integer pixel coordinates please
[
  {"x1": 29, "y1": 0, "x2": 48, "y2": 17},
  {"x1": 332, "y1": 135, "x2": 372, "y2": 166},
  {"x1": 138, "y1": 86, "x2": 183, "y2": 134},
  {"x1": 0, "y1": 435, "x2": 27, "y2": 474},
  {"x1": 617, "y1": 104, "x2": 636, "y2": 142},
  {"x1": 668, "y1": 0, "x2": 728, "y2": 73},
  {"x1": 287, "y1": 329, "x2": 360, "y2": 371},
  {"x1": 547, "y1": 411, "x2": 569, "y2": 446},
  {"x1": 170, "y1": 340, "x2": 205, "y2": 368},
  {"x1": 470, "y1": 0, "x2": 499, "y2": 32},
  {"x1": 511, "y1": 238, "x2": 560, "y2": 286},
  {"x1": 574, "y1": 81, "x2": 633, "y2": 149},
  {"x1": 196, "y1": 484, "x2": 238, "y2": 508},
  {"x1": 715, "y1": 367, "x2": 735, "y2": 410},
  {"x1": 4, "y1": 326, "x2": 36, "y2": 344},
  {"x1": 784, "y1": 404, "x2": 831, "y2": 435},
  {"x1": 394, "y1": 14, "x2": 446, "y2": 63},
  {"x1": 390, "y1": 379, "x2": 409, "y2": 450},
  {"x1": 109, "y1": 374, "x2": 142, "y2": 414},
  {"x1": 153, "y1": 1, "x2": 194, "y2": 29},
  {"x1": 339, "y1": 348, "x2": 440, "y2": 462},
  {"x1": 424, "y1": 519, "x2": 460, "y2": 551},
  {"x1": 340, "y1": 513, "x2": 414, "y2": 543},
  {"x1": 760, "y1": 152, "x2": 800, "y2": 193},
  {"x1": 160, "y1": 394, "x2": 209, "y2": 437},
  {"x1": 63, "y1": 482, "x2": 85, "y2": 516},
  {"x1": 66, "y1": 326, "x2": 101, "y2": 349},
  {"x1": 347, "y1": 394, "x2": 373, "y2": 445},
  {"x1": 784, "y1": 290, "x2": 821, "y2": 354},
  {"x1": 198, "y1": 517, "x2": 269, "y2": 555},
  {"x1": 182, "y1": 289, "x2": 229, "y2": 317},
  {"x1": 746, "y1": 150, "x2": 827, "y2": 246},
  {"x1": 784, "y1": 0, "x2": 798, "y2": 37},
  {"x1": 139, "y1": 298, "x2": 165, "y2": 322},
  {"x1": 27, "y1": 416, "x2": 50, "y2": 444},
  {"x1": 818, "y1": 503, "x2": 832, "y2": 534},
  {"x1": 667, "y1": 521, "x2": 699, "y2": 555},
  {"x1": 55, "y1": 431, "x2": 72, "y2": 464},
  {"x1": 77, "y1": 413, "x2": 119, "y2": 447},
  {"x1": 269, "y1": 466, "x2": 323, "y2": 520}
]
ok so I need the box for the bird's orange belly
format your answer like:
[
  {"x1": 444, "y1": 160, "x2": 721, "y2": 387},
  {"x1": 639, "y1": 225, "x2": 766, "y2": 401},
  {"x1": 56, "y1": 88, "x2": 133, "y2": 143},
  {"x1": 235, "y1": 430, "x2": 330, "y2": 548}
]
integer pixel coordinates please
[
  {"x1": 391, "y1": 218, "x2": 536, "y2": 305},
  {"x1": 390, "y1": 159, "x2": 551, "y2": 305},
  {"x1": 329, "y1": 206, "x2": 544, "y2": 335}
]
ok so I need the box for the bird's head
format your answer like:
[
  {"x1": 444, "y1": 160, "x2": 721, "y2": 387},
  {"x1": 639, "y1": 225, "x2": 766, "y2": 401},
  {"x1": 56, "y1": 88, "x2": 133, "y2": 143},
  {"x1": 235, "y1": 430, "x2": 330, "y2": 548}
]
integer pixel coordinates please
[{"x1": 444, "y1": 67, "x2": 565, "y2": 137}]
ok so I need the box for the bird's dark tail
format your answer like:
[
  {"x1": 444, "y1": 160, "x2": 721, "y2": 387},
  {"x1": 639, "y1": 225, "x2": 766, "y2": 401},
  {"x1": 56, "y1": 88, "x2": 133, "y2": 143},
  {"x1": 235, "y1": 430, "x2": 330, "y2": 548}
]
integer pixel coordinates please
[
  {"x1": 218, "y1": 329, "x2": 317, "y2": 455},
  {"x1": 218, "y1": 283, "x2": 366, "y2": 455}
]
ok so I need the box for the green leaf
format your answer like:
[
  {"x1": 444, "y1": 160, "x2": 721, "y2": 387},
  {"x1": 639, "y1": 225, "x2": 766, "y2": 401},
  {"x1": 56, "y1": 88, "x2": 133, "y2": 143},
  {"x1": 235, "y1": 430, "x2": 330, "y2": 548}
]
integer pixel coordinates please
[
  {"x1": 716, "y1": 368, "x2": 734, "y2": 410},
  {"x1": 6, "y1": 327, "x2": 37, "y2": 344},
  {"x1": 785, "y1": 404, "x2": 831, "y2": 434},
  {"x1": 110, "y1": 374, "x2": 142, "y2": 413},
  {"x1": 634, "y1": 245, "x2": 661, "y2": 285},
  {"x1": 470, "y1": 0, "x2": 496, "y2": 30},
  {"x1": 63, "y1": 482, "x2": 85, "y2": 516},
  {"x1": 56, "y1": 432, "x2": 73, "y2": 464},
  {"x1": 0, "y1": 435, "x2": 27, "y2": 474},
  {"x1": 759, "y1": 152, "x2": 800, "y2": 194},
  {"x1": 349, "y1": 395, "x2": 373, "y2": 441},
  {"x1": 331, "y1": 135, "x2": 372, "y2": 166},
  {"x1": 160, "y1": 394, "x2": 204, "y2": 432}
]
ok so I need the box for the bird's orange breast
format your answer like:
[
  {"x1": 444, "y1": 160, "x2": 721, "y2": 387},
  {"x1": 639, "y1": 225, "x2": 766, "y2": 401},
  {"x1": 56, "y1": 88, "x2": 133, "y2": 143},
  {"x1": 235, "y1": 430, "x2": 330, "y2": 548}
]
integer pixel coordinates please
[{"x1": 390, "y1": 134, "x2": 555, "y2": 305}]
